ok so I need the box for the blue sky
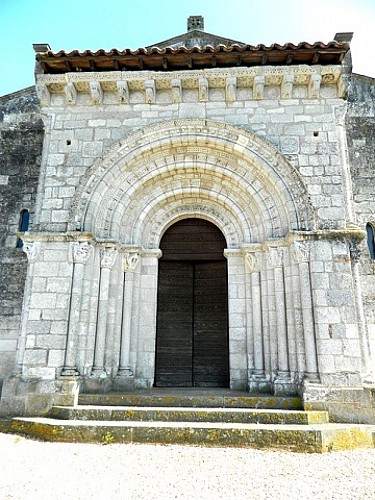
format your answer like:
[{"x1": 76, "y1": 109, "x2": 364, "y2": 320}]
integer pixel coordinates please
[{"x1": 0, "y1": 0, "x2": 374, "y2": 97}]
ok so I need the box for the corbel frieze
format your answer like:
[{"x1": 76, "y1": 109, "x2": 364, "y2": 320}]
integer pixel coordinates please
[{"x1": 35, "y1": 65, "x2": 345, "y2": 107}]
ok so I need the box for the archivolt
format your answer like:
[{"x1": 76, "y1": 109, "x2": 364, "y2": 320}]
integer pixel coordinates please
[{"x1": 69, "y1": 120, "x2": 314, "y2": 247}]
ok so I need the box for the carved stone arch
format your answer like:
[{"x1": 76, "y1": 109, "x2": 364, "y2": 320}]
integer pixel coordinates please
[{"x1": 69, "y1": 120, "x2": 314, "y2": 243}]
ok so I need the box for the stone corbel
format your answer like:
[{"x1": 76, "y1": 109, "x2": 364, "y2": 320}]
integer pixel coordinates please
[
  {"x1": 89, "y1": 80, "x2": 103, "y2": 104},
  {"x1": 117, "y1": 80, "x2": 129, "y2": 103},
  {"x1": 253, "y1": 76, "x2": 265, "y2": 100},
  {"x1": 308, "y1": 74, "x2": 322, "y2": 99},
  {"x1": 226, "y1": 76, "x2": 237, "y2": 102},
  {"x1": 199, "y1": 77, "x2": 209, "y2": 102},
  {"x1": 65, "y1": 82, "x2": 77, "y2": 105},
  {"x1": 145, "y1": 79, "x2": 156, "y2": 104},
  {"x1": 281, "y1": 74, "x2": 294, "y2": 99},
  {"x1": 337, "y1": 75, "x2": 348, "y2": 99},
  {"x1": 172, "y1": 78, "x2": 182, "y2": 103},
  {"x1": 35, "y1": 83, "x2": 50, "y2": 106}
]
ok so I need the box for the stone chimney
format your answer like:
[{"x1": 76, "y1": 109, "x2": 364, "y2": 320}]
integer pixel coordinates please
[{"x1": 187, "y1": 16, "x2": 204, "y2": 32}]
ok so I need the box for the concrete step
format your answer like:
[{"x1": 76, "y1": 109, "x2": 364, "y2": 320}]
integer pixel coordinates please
[
  {"x1": 51, "y1": 405, "x2": 329, "y2": 425},
  {"x1": 78, "y1": 392, "x2": 303, "y2": 410},
  {"x1": 0, "y1": 417, "x2": 374, "y2": 452}
]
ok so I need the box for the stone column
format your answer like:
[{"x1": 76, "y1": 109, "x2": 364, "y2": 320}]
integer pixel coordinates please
[
  {"x1": 269, "y1": 247, "x2": 294, "y2": 395},
  {"x1": 118, "y1": 251, "x2": 139, "y2": 378},
  {"x1": 61, "y1": 241, "x2": 92, "y2": 376},
  {"x1": 292, "y1": 241, "x2": 319, "y2": 382},
  {"x1": 350, "y1": 241, "x2": 373, "y2": 382},
  {"x1": 91, "y1": 246, "x2": 117, "y2": 378},
  {"x1": 245, "y1": 252, "x2": 269, "y2": 392},
  {"x1": 16, "y1": 242, "x2": 38, "y2": 373}
]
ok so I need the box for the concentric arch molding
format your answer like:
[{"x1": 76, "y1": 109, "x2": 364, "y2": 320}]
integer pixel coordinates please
[{"x1": 69, "y1": 120, "x2": 314, "y2": 247}]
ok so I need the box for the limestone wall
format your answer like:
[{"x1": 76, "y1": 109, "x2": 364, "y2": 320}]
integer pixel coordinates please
[
  {"x1": 0, "y1": 88, "x2": 43, "y2": 385},
  {"x1": 347, "y1": 73, "x2": 375, "y2": 370}
]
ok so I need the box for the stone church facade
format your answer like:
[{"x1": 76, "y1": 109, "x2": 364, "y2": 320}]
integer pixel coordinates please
[{"x1": 0, "y1": 17, "x2": 374, "y2": 422}]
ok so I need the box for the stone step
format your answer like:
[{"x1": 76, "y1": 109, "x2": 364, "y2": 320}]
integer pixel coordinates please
[
  {"x1": 0, "y1": 417, "x2": 374, "y2": 452},
  {"x1": 51, "y1": 405, "x2": 329, "y2": 425},
  {"x1": 78, "y1": 392, "x2": 303, "y2": 410}
]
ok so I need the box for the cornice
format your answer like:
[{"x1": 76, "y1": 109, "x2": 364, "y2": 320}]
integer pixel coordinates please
[{"x1": 35, "y1": 65, "x2": 346, "y2": 107}]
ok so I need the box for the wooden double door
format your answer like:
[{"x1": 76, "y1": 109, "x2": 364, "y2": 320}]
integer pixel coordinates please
[{"x1": 155, "y1": 219, "x2": 229, "y2": 387}]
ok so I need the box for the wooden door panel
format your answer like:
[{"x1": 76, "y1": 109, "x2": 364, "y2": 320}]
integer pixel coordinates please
[
  {"x1": 193, "y1": 261, "x2": 229, "y2": 387},
  {"x1": 155, "y1": 261, "x2": 193, "y2": 386},
  {"x1": 155, "y1": 219, "x2": 229, "y2": 388}
]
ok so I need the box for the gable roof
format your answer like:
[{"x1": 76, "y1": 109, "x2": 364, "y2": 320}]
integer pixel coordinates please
[{"x1": 146, "y1": 29, "x2": 245, "y2": 49}]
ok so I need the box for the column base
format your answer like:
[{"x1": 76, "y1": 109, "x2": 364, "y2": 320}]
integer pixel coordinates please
[
  {"x1": 61, "y1": 367, "x2": 80, "y2": 377},
  {"x1": 273, "y1": 371, "x2": 296, "y2": 396},
  {"x1": 248, "y1": 370, "x2": 271, "y2": 393}
]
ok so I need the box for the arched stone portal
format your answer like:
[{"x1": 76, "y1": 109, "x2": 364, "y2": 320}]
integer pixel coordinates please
[{"x1": 155, "y1": 218, "x2": 229, "y2": 388}]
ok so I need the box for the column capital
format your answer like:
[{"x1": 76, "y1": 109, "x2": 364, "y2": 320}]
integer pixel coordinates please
[
  {"x1": 291, "y1": 240, "x2": 310, "y2": 263},
  {"x1": 122, "y1": 252, "x2": 139, "y2": 272},
  {"x1": 100, "y1": 246, "x2": 117, "y2": 269},
  {"x1": 244, "y1": 252, "x2": 260, "y2": 272},
  {"x1": 22, "y1": 242, "x2": 38, "y2": 262},
  {"x1": 349, "y1": 241, "x2": 362, "y2": 262},
  {"x1": 268, "y1": 247, "x2": 284, "y2": 268},
  {"x1": 73, "y1": 241, "x2": 93, "y2": 264}
]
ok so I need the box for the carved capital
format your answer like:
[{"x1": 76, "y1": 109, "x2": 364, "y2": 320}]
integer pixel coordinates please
[
  {"x1": 244, "y1": 252, "x2": 260, "y2": 272},
  {"x1": 89, "y1": 81, "x2": 103, "y2": 104},
  {"x1": 123, "y1": 252, "x2": 139, "y2": 272},
  {"x1": 268, "y1": 247, "x2": 283, "y2": 268},
  {"x1": 292, "y1": 241, "x2": 310, "y2": 263},
  {"x1": 23, "y1": 242, "x2": 38, "y2": 262},
  {"x1": 349, "y1": 241, "x2": 362, "y2": 262},
  {"x1": 73, "y1": 241, "x2": 92, "y2": 264},
  {"x1": 100, "y1": 247, "x2": 117, "y2": 269}
]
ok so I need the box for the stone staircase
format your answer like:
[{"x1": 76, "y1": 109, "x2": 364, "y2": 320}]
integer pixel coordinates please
[{"x1": 1, "y1": 390, "x2": 374, "y2": 452}]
